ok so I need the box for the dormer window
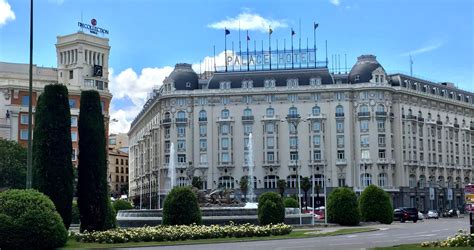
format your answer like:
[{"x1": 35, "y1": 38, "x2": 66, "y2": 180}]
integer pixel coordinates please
[
  {"x1": 355, "y1": 75, "x2": 360, "y2": 81},
  {"x1": 186, "y1": 82, "x2": 191, "y2": 88},
  {"x1": 286, "y1": 78, "x2": 299, "y2": 88},
  {"x1": 219, "y1": 81, "x2": 231, "y2": 89},
  {"x1": 310, "y1": 77, "x2": 322, "y2": 86},
  {"x1": 242, "y1": 80, "x2": 253, "y2": 89},
  {"x1": 264, "y1": 79, "x2": 276, "y2": 88}
]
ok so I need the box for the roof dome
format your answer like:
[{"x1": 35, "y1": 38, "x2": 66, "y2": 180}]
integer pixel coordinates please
[
  {"x1": 169, "y1": 63, "x2": 198, "y2": 90},
  {"x1": 348, "y1": 55, "x2": 384, "y2": 84}
]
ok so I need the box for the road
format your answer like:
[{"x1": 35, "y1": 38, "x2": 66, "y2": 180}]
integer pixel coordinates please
[{"x1": 126, "y1": 217, "x2": 470, "y2": 250}]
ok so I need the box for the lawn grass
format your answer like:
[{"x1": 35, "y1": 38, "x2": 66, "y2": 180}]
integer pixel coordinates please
[
  {"x1": 63, "y1": 227, "x2": 376, "y2": 249},
  {"x1": 372, "y1": 243, "x2": 474, "y2": 250}
]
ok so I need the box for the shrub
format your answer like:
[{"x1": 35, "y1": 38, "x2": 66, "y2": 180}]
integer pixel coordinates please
[
  {"x1": 77, "y1": 90, "x2": 109, "y2": 232},
  {"x1": 283, "y1": 197, "x2": 299, "y2": 208},
  {"x1": 0, "y1": 138, "x2": 27, "y2": 189},
  {"x1": 105, "y1": 201, "x2": 117, "y2": 229},
  {"x1": 359, "y1": 185, "x2": 393, "y2": 224},
  {"x1": 71, "y1": 201, "x2": 80, "y2": 224},
  {"x1": 327, "y1": 187, "x2": 360, "y2": 226},
  {"x1": 162, "y1": 186, "x2": 202, "y2": 225},
  {"x1": 33, "y1": 84, "x2": 74, "y2": 229},
  {"x1": 258, "y1": 192, "x2": 285, "y2": 225},
  {"x1": 0, "y1": 189, "x2": 68, "y2": 249},
  {"x1": 113, "y1": 200, "x2": 133, "y2": 213}
]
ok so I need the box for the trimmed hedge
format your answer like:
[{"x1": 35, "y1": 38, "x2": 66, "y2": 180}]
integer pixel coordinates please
[
  {"x1": 283, "y1": 197, "x2": 299, "y2": 208},
  {"x1": 113, "y1": 200, "x2": 133, "y2": 213},
  {"x1": 0, "y1": 189, "x2": 68, "y2": 249},
  {"x1": 162, "y1": 186, "x2": 202, "y2": 225},
  {"x1": 359, "y1": 185, "x2": 393, "y2": 224},
  {"x1": 258, "y1": 192, "x2": 285, "y2": 225},
  {"x1": 327, "y1": 187, "x2": 360, "y2": 226}
]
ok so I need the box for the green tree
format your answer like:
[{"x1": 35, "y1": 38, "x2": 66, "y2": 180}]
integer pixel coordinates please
[
  {"x1": 240, "y1": 176, "x2": 248, "y2": 201},
  {"x1": 32, "y1": 84, "x2": 74, "y2": 229},
  {"x1": 301, "y1": 177, "x2": 311, "y2": 210},
  {"x1": 162, "y1": 186, "x2": 202, "y2": 225},
  {"x1": 0, "y1": 138, "x2": 26, "y2": 189},
  {"x1": 113, "y1": 199, "x2": 133, "y2": 213},
  {"x1": 191, "y1": 176, "x2": 203, "y2": 190},
  {"x1": 359, "y1": 185, "x2": 393, "y2": 224},
  {"x1": 283, "y1": 197, "x2": 299, "y2": 208},
  {"x1": 258, "y1": 192, "x2": 285, "y2": 225},
  {"x1": 277, "y1": 179, "x2": 286, "y2": 197},
  {"x1": 77, "y1": 90, "x2": 109, "y2": 232},
  {"x1": 327, "y1": 187, "x2": 360, "y2": 226}
]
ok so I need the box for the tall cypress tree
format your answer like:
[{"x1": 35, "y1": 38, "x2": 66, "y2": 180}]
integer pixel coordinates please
[
  {"x1": 77, "y1": 90, "x2": 109, "y2": 232},
  {"x1": 33, "y1": 84, "x2": 74, "y2": 229}
]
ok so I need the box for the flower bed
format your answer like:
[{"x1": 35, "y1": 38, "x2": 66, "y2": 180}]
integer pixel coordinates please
[
  {"x1": 421, "y1": 230, "x2": 474, "y2": 247},
  {"x1": 71, "y1": 223, "x2": 292, "y2": 244}
]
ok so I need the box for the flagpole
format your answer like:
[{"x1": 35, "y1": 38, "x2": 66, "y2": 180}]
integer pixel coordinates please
[
  {"x1": 239, "y1": 22, "x2": 242, "y2": 71},
  {"x1": 232, "y1": 41, "x2": 235, "y2": 71},
  {"x1": 284, "y1": 39, "x2": 286, "y2": 69},
  {"x1": 306, "y1": 37, "x2": 309, "y2": 68},
  {"x1": 291, "y1": 29, "x2": 294, "y2": 69},
  {"x1": 269, "y1": 26, "x2": 272, "y2": 70},
  {"x1": 276, "y1": 39, "x2": 279, "y2": 69},
  {"x1": 254, "y1": 40, "x2": 257, "y2": 70},
  {"x1": 314, "y1": 22, "x2": 317, "y2": 68},
  {"x1": 261, "y1": 40, "x2": 264, "y2": 70},
  {"x1": 26, "y1": 0, "x2": 34, "y2": 188},
  {"x1": 225, "y1": 27, "x2": 228, "y2": 72},
  {"x1": 246, "y1": 30, "x2": 250, "y2": 71},
  {"x1": 299, "y1": 19, "x2": 301, "y2": 69},
  {"x1": 213, "y1": 45, "x2": 216, "y2": 72},
  {"x1": 325, "y1": 40, "x2": 328, "y2": 68}
]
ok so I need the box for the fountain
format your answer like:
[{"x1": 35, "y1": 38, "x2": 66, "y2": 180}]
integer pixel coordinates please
[
  {"x1": 168, "y1": 142, "x2": 176, "y2": 189},
  {"x1": 117, "y1": 138, "x2": 313, "y2": 227},
  {"x1": 244, "y1": 133, "x2": 258, "y2": 209}
]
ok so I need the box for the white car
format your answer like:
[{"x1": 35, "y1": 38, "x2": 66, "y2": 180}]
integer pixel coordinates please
[
  {"x1": 418, "y1": 212, "x2": 424, "y2": 220},
  {"x1": 427, "y1": 210, "x2": 439, "y2": 219}
]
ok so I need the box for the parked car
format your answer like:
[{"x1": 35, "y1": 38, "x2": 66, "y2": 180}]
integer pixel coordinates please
[
  {"x1": 426, "y1": 210, "x2": 439, "y2": 219},
  {"x1": 393, "y1": 207, "x2": 418, "y2": 223},
  {"x1": 418, "y1": 211, "x2": 424, "y2": 220},
  {"x1": 442, "y1": 209, "x2": 458, "y2": 218}
]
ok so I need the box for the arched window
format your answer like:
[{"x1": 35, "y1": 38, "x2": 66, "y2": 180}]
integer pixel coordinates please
[
  {"x1": 199, "y1": 110, "x2": 207, "y2": 119},
  {"x1": 336, "y1": 105, "x2": 344, "y2": 115},
  {"x1": 455, "y1": 177, "x2": 461, "y2": 188},
  {"x1": 164, "y1": 112, "x2": 171, "y2": 119},
  {"x1": 221, "y1": 109, "x2": 229, "y2": 118},
  {"x1": 243, "y1": 108, "x2": 252, "y2": 116},
  {"x1": 266, "y1": 108, "x2": 275, "y2": 117},
  {"x1": 312, "y1": 106, "x2": 321, "y2": 116},
  {"x1": 264, "y1": 175, "x2": 279, "y2": 189},
  {"x1": 409, "y1": 174, "x2": 416, "y2": 188},
  {"x1": 429, "y1": 175, "x2": 436, "y2": 185},
  {"x1": 376, "y1": 104, "x2": 385, "y2": 112},
  {"x1": 289, "y1": 107, "x2": 298, "y2": 116},
  {"x1": 242, "y1": 176, "x2": 257, "y2": 189},
  {"x1": 379, "y1": 173, "x2": 388, "y2": 187},
  {"x1": 359, "y1": 105, "x2": 369, "y2": 113},
  {"x1": 177, "y1": 111, "x2": 186, "y2": 119},
  {"x1": 286, "y1": 175, "x2": 300, "y2": 188},
  {"x1": 419, "y1": 175, "x2": 426, "y2": 188},
  {"x1": 360, "y1": 173, "x2": 372, "y2": 187},
  {"x1": 447, "y1": 176, "x2": 453, "y2": 188},
  {"x1": 437, "y1": 176, "x2": 444, "y2": 185},
  {"x1": 218, "y1": 176, "x2": 235, "y2": 189},
  {"x1": 464, "y1": 177, "x2": 470, "y2": 185},
  {"x1": 177, "y1": 177, "x2": 188, "y2": 187},
  {"x1": 313, "y1": 174, "x2": 325, "y2": 189}
]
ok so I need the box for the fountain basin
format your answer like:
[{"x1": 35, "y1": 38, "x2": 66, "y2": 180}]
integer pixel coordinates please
[{"x1": 117, "y1": 208, "x2": 313, "y2": 227}]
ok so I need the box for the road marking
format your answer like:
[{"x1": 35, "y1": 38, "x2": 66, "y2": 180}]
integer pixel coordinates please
[
  {"x1": 345, "y1": 235, "x2": 358, "y2": 238},
  {"x1": 329, "y1": 242, "x2": 363, "y2": 246},
  {"x1": 379, "y1": 228, "x2": 389, "y2": 231},
  {"x1": 402, "y1": 234, "x2": 437, "y2": 238}
]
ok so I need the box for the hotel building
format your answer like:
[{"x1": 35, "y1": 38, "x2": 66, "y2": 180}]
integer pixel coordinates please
[{"x1": 129, "y1": 54, "x2": 474, "y2": 211}]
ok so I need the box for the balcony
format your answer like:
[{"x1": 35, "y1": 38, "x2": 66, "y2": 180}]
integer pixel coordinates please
[
  {"x1": 197, "y1": 162, "x2": 208, "y2": 169},
  {"x1": 335, "y1": 112, "x2": 345, "y2": 118},
  {"x1": 418, "y1": 117, "x2": 425, "y2": 122},
  {"x1": 217, "y1": 116, "x2": 233, "y2": 122},
  {"x1": 406, "y1": 115, "x2": 417, "y2": 120},
  {"x1": 436, "y1": 120, "x2": 443, "y2": 125},
  {"x1": 377, "y1": 158, "x2": 389, "y2": 164},
  {"x1": 288, "y1": 160, "x2": 301, "y2": 166},
  {"x1": 198, "y1": 117, "x2": 208, "y2": 122},
  {"x1": 336, "y1": 159, "x2": 347, "y2": 165},
  {"x1": 176, "y1": 162, "x2": 187, "y2": 169},
  {"x1": 286, "y1": 114, "x2": 301, "y2": 120},
  {"x1": 358, "y1": 111, "x2": 370, "y2": 117},
  {"x1": 454, "y1": 123, "x2": 460, "y2": 128},
  {"x1": 261, "y1": 115, "x2": 280, "y2": 121},
  {"x1": 241, "y1": 115, "x2": 255, "y2": 122},
  {"x1": 262, "y1": 160, "x2": 280, "y2": 168},
  {"x1": 308, "y1": 113, "x2": 326, "y2": 120},
  {"x1": 308, "y1": 159, "x2": 326, "y2": 165},
  {"x1": 161, "y1": 118, "x2": 172, "y2": 124},
  {"x1": 217, "y1": 161, "x2": 234, "y2": 169},
  {"x1": 175, "y1": 118, "x2": 188, "y2": 123},
  {"x1": 375, "y1": 111, "x2": 387, "y2": 117}
]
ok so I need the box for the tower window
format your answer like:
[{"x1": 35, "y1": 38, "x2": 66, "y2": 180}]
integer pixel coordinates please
[{"x1": 69, "y1": 70, "x2": 73, "y2": 79}]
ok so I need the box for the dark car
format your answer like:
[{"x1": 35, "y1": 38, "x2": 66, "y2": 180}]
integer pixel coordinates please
[{"x1": 393, "y1": 207, "x2": 418, "y2": 223}]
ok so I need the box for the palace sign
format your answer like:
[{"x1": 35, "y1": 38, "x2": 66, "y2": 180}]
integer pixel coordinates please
[{"x1": 78, "y1": 19, "x2": 109, "y2": 35}]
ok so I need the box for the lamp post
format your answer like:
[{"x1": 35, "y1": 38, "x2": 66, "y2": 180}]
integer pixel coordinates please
[{"x1": 282, "y1": 114, "x2": 307, "y2": 225}]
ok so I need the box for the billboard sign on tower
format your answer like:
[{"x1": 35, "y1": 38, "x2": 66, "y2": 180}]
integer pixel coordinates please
[{"x1": 78, "y1": 19, "x2": 109, "y2": 35}]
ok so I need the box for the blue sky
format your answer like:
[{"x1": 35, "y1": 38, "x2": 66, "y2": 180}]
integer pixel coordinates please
[{"x1": 1, "y1": 0, "x2": 473, "y2": 133}]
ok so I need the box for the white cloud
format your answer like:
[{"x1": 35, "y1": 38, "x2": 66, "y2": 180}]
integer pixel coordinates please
[
  {"x1": 108, "y1": 66, "x2": 173, "y2": 134},
  {"x1": 400, "y1": 41, "x2": 444, "y2": 57},
  {"x1": 0, "y1": 0, "x2": 15, "y2": 27},
  {"x1": 330, "y1": 0, "x2": 341, "y2": 6},
  {"x1": 208, "y1": 11, "x2": 287, "y2": 33}
]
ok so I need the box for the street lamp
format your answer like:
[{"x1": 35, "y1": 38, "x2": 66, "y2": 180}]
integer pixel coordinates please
[{"x1": 282, "y1": 114, "x2": 308, "y2": 226}]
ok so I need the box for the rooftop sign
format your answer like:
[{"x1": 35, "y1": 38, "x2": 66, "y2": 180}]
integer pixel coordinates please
[{"x1": 78, "y1": 18, "x2": 109, "y2": 35}]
